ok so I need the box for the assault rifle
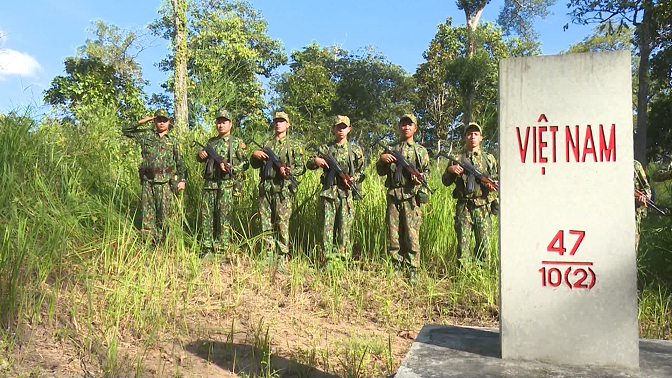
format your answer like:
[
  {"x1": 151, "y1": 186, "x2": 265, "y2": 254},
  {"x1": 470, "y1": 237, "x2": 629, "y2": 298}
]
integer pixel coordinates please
[
  {"x1": 311, "y1": 146, "x2": 364, "y2": 200},
  {"x1": 194, "y1": 141, "x2": 235, "y2": 178},
  {"x1": 250, "y1": 140, "x2": 299, "y2": 189},
  {"x1": 635, "y1": 189, "x2": 668, "y2": 216},
  {"x1": 373, "y1": 139, "x2": 433, "y2": 194},
  {"x1": 436, "y1": 150, "x2": 499, "y2": 192}
]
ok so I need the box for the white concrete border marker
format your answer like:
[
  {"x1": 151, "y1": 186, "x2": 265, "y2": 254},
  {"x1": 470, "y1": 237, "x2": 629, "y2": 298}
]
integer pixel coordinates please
[{"x1": 498, "y1": 51, "x2": 638, "y2": 369}]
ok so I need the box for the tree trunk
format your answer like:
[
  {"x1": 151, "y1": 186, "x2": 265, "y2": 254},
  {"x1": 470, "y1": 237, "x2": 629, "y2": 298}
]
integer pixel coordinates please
[
  {"x1": 463, "y1": 7, "x2": 483, "y2": 126},
  {"x1": 634, "y1": 2, "x2": 652, "y2": 164},
  {"x1": 172, "y1": 0, "x2": 188, "y2": 130}
]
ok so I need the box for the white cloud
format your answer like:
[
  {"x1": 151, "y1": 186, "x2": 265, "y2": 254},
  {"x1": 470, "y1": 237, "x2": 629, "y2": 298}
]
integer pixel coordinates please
[{"x1": 0, "y1": 48, "x2": 42, "y2": 78}]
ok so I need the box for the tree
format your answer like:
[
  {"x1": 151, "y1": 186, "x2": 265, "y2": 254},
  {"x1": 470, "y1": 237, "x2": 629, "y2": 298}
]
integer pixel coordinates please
[
  {"x1": 456, "y1": 0, "x2": 554, "y2": 123},
  {"x1": 272, "y1": 43, "x2": 415, "y2": 145},
  {"x1": 568, "y1": 0, "x2": 660, "y2": 163},
  {"x1": 44, "y1": 20, "x2": 147, "y2": 123},
  {"x1": 150, "y1": 0, "x2": 286, "y2": 130},
  {"x1": 271, "y1": 42, "x2": 341, "y2": 142},
  {"x1": 563, "y1": 24, "x2": 634, "y2": 53},
  {"x1": 414, "y1": 18, "x2": 540, "y2": 149},
  {"x1": 647, "y1": 1, "x2": 672, "y2": 158},
  {"x1": 172, "y1": 0, "x2": 188, "y2": 130}
]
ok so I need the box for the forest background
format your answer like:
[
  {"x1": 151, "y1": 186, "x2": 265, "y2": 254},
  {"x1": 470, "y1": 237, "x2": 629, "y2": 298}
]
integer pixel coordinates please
[{"x1": 1, "y1": 0, "x2": 672, "y2": 377}]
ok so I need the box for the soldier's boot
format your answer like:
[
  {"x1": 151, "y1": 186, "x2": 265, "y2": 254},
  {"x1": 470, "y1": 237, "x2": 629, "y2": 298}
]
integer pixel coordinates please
[{"x1": 407, "y1": 267, "x2": 417, "y2": 286}]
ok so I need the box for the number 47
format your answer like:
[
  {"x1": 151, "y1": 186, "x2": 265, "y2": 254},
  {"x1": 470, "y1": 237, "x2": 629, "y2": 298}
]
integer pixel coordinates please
[{"x1": 547, "y1": 230, "x2": 585, "y2": 256}]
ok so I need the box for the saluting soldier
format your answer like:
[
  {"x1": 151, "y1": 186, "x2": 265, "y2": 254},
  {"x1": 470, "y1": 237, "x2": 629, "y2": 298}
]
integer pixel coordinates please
[
  {"x1": 122, "y1": 109, "x2": 186, "y2": 244},
  {"x1": 196, "y1": 109, "x2": 248, "y2": 255},
  {"x1": 307, "y1": 115, "x2": 365, "y2": 271},
  {"x1": 376, "y1": 113, "x2": 431, "y2": 284},
  {"x1": 250, "y1": 111, "x2": 306, "y2": 265},
  {"x1": 442, "y1": 122, "x2": 498, "y2": 264}
]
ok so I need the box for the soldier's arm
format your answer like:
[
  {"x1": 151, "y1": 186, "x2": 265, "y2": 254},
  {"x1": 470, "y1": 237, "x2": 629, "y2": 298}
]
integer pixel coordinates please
[
  {"x1": 305, "y1": 145, "x2": 325, "y2": 170},
  {"x1": 122, "y1": 116, "x2": 154, "y2": 139},
  {"x1": 250, "y1": 142, "x2": 266, "y2": 169},
  {"x1": 652, "y1": 161, "x2": 672, "y2": 182},
  {"x1": 419, "y1": 147, "x2": 430, "y2": 178},
  {"x1": 442, "y1": 154, "x2": 459, "y2": 186},
  {"x1": 232, "y1": 139, "x2": 248, "y2": 173},
  {"x1": 174, "y1": 140, "x2": 187, "y2": 183},
  {"x1": 489, "y1": 154, "x2": 499, "y2": 181},
  {"x1": 635, "y1": 161, "x2": 652, "y2": 197},
  {"x1": 291, "y1": 144, "x2": 307, "y2": 176},
  {"x1": 351, "y1": 145, "x2": 365, "y2": 182}
]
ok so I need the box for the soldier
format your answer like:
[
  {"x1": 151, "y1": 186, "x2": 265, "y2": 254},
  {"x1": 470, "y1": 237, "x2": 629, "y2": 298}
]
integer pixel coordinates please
[
  {"x1": 376, "y1": 113, "x2": 430, "y2": 284},
  {"x1": 307, "y1": 115, "x2": 365, "y2": 271},
  {"x1": 443, "y1": 122, "x2": 498, "y2": 264},
  {"x1": 196, "y1": 109, "x2": 248, "y2": 255},
  {"x1": 250, "y1": 111, "x2": 306, "y2": 265},
  {"x1": 634, "y1": 160, "x2": 651, "y2": 251},
  {"x1": 122, "y1": 109, "x2": 186, "y2": 244}
]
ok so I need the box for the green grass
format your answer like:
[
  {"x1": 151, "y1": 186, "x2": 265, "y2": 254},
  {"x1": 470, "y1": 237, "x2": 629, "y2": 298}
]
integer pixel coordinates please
[{"x1": 0, "y1": 112, "x2": 671, "y2": 376}]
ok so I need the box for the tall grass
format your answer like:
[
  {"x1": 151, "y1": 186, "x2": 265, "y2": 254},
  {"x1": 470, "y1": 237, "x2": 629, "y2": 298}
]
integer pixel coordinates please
[{"x1": 0, "y1": 112, "x2": 670, "y2": 376}]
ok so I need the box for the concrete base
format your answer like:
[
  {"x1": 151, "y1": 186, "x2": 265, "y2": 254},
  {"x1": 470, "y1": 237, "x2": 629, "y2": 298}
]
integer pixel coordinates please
[{"x1": 396, "y1": 325, "x2": 672, "y2": 378}]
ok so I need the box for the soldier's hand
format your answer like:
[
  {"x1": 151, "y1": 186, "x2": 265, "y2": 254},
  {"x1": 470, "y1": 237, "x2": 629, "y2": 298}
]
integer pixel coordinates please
[
  {"x1": 446, "y1": 164, "x2": 463, "y2": 175},
  {"x1": 220, "y1": 162, "x2": 232, "y2": 173},
  {"x1": 314, "y1": 157, "x2": 329, "y2": 169},
  {"x1": 198, "y1": 150, "x2": 209, "y2": 159},
  {"x1": 410, "y1": 172, "x2": 423, "y2": 185},
  {"x1": 279, "y1": 165, "x2": 290, "y2": 178},
  {"x1": 486, "y1": 180, "x2": 498, "y2": 192},
  {"x1": 636, "y1": 193, "x2": 648, "y2": 207},
  {"x1": 176, "y1": 181, "x2": 186, "y2": 191},
  {"x1": 138, "y1": 116, "x2": 155, "y2": 124},
  {"x1": 380, "y1": 153, "x2": 396, "y2": 164},
  {"x1": 252, "y1": 150, "x2": 269, "y2": 161}
]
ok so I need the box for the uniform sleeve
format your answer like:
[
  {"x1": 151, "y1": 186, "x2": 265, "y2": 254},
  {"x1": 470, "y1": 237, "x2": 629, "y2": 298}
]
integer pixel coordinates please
[
  {"x1": 174, "y1": 139, "x2": 186, "y2": 183},
  {"x1": 291, "y1": 143, "x2": 306, "y2": 176},
  {"x1": 635, "y1": 161, "x2": 652, "y2": 197},
  {"x1": 306, "y1": 144, "x2": 326, "y2": 170},
  {"x1": 419, "y1": 146, "x2": 431, "y2": 178},
  {"x1": 233, "y1": 139, "x2": 248, "y2": 173},
  {"x1": 489, "y1": 153, "x2": 499, "y2": 181},
  {"x1": 250, "y1": 141, "x2": 266, "y2": 170},
  {"x1": 442, "y1": 154, "x2": 459, "y2": 187},
  {"x1": 351, "y1": 145, "x2": 365, "y2": 182},
  {"x1": 122, "y1": 122, "x2": 142, "y2": 139},
  {"x1": 652, "y1": 160, "x2": 672, "y2": 182}
]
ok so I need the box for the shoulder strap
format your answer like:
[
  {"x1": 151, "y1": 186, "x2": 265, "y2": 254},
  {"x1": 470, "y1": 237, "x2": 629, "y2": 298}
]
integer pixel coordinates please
[
  {"x1": 348, "y1": 142, "x2": 355, "y2": 176},
  {"x1": 228, "y1": 136, "x2": 233, "y2": 163}
]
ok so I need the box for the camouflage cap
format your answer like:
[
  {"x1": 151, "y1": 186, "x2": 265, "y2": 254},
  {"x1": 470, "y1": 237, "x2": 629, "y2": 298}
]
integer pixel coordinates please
[
  {"x1": 215, "y1": 108, "x2": 232, "y2": 120},
  {"x1": 464, "y1": 122, "x2": 482, "y2": 135},
  {"x1": 154, "y1": 109, "x2": 170, "y2": 119},
  {"x1": 399, "y1": 113, "x2": 417, "y2": 125},
  {"x1": 333, "y1": 115, "x2": 351, "y2": 127},
  {"x1": 273, "y1": 111, "x2": 290, "y2": 123}
]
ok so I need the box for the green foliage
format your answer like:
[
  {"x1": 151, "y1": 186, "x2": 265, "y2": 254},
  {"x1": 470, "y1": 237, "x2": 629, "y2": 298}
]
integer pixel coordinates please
[
  {"x1": 563, "y1": 24, "x2": 634, "y2": 53},
  {"x1": 414, "y1": 18, "x2": 540, "y2": 147},
  {"x1": 272, "y1": 43, "x2": 414, "y2": 145},
  {"x1": 44, "y1": 20, "x2": 148, "y2": 123},
  {"x1": 497, "y1": 0, "x2": 556, "y2": 40},
  {"x1": 150, "y1": 0, "x2": 287, "y2": 129}
]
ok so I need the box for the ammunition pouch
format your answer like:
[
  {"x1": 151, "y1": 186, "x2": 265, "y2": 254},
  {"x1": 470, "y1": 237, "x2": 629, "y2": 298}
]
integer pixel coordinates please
[
  {"x1": 415, "y1": 191, "x2": 429, "y2": 205},
  {"x1": 139, "y1": 166, "x2": 155, "y2": 181},
  {"x1": 490, "y1": 200, "x2": 500, "y2": 215}
]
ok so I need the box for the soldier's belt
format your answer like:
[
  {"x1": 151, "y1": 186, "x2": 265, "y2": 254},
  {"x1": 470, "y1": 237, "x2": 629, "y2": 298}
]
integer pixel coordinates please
[{"x1": 153, "y1": 168, "x2": 173, "y2": 175}]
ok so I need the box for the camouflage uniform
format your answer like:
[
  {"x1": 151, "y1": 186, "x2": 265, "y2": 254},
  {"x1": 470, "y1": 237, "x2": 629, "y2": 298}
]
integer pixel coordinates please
[
  {"x1": 443, "y1": 149, "x2": 498, "y2": 262},
  {"x1": 197, "y1": 111, "x2": 248, "y2": 253},
  {"x1": 250, "y1": 115, "x2": 305, "y2": 258},
  {"x1": 306, "y1": 117, "x2": 365, "y2": 264},
  {"x1": 652, "y1": 157, "x2": 672, "y2": 182},
  {"x1": 634, "y1": 160, "x2": 651, "y2": 251},
  {"x1": 122, "y1": 110, "x2": 186, "y2": 243},
  {"x1": 376, "y1": 132, "x2": 430, "y2": 271}
]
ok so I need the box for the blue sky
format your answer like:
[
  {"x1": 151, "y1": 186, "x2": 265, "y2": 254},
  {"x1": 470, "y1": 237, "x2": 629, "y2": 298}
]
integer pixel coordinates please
[{"x1": 0, "y1": 0, "x2": 594, "y2": 114}]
